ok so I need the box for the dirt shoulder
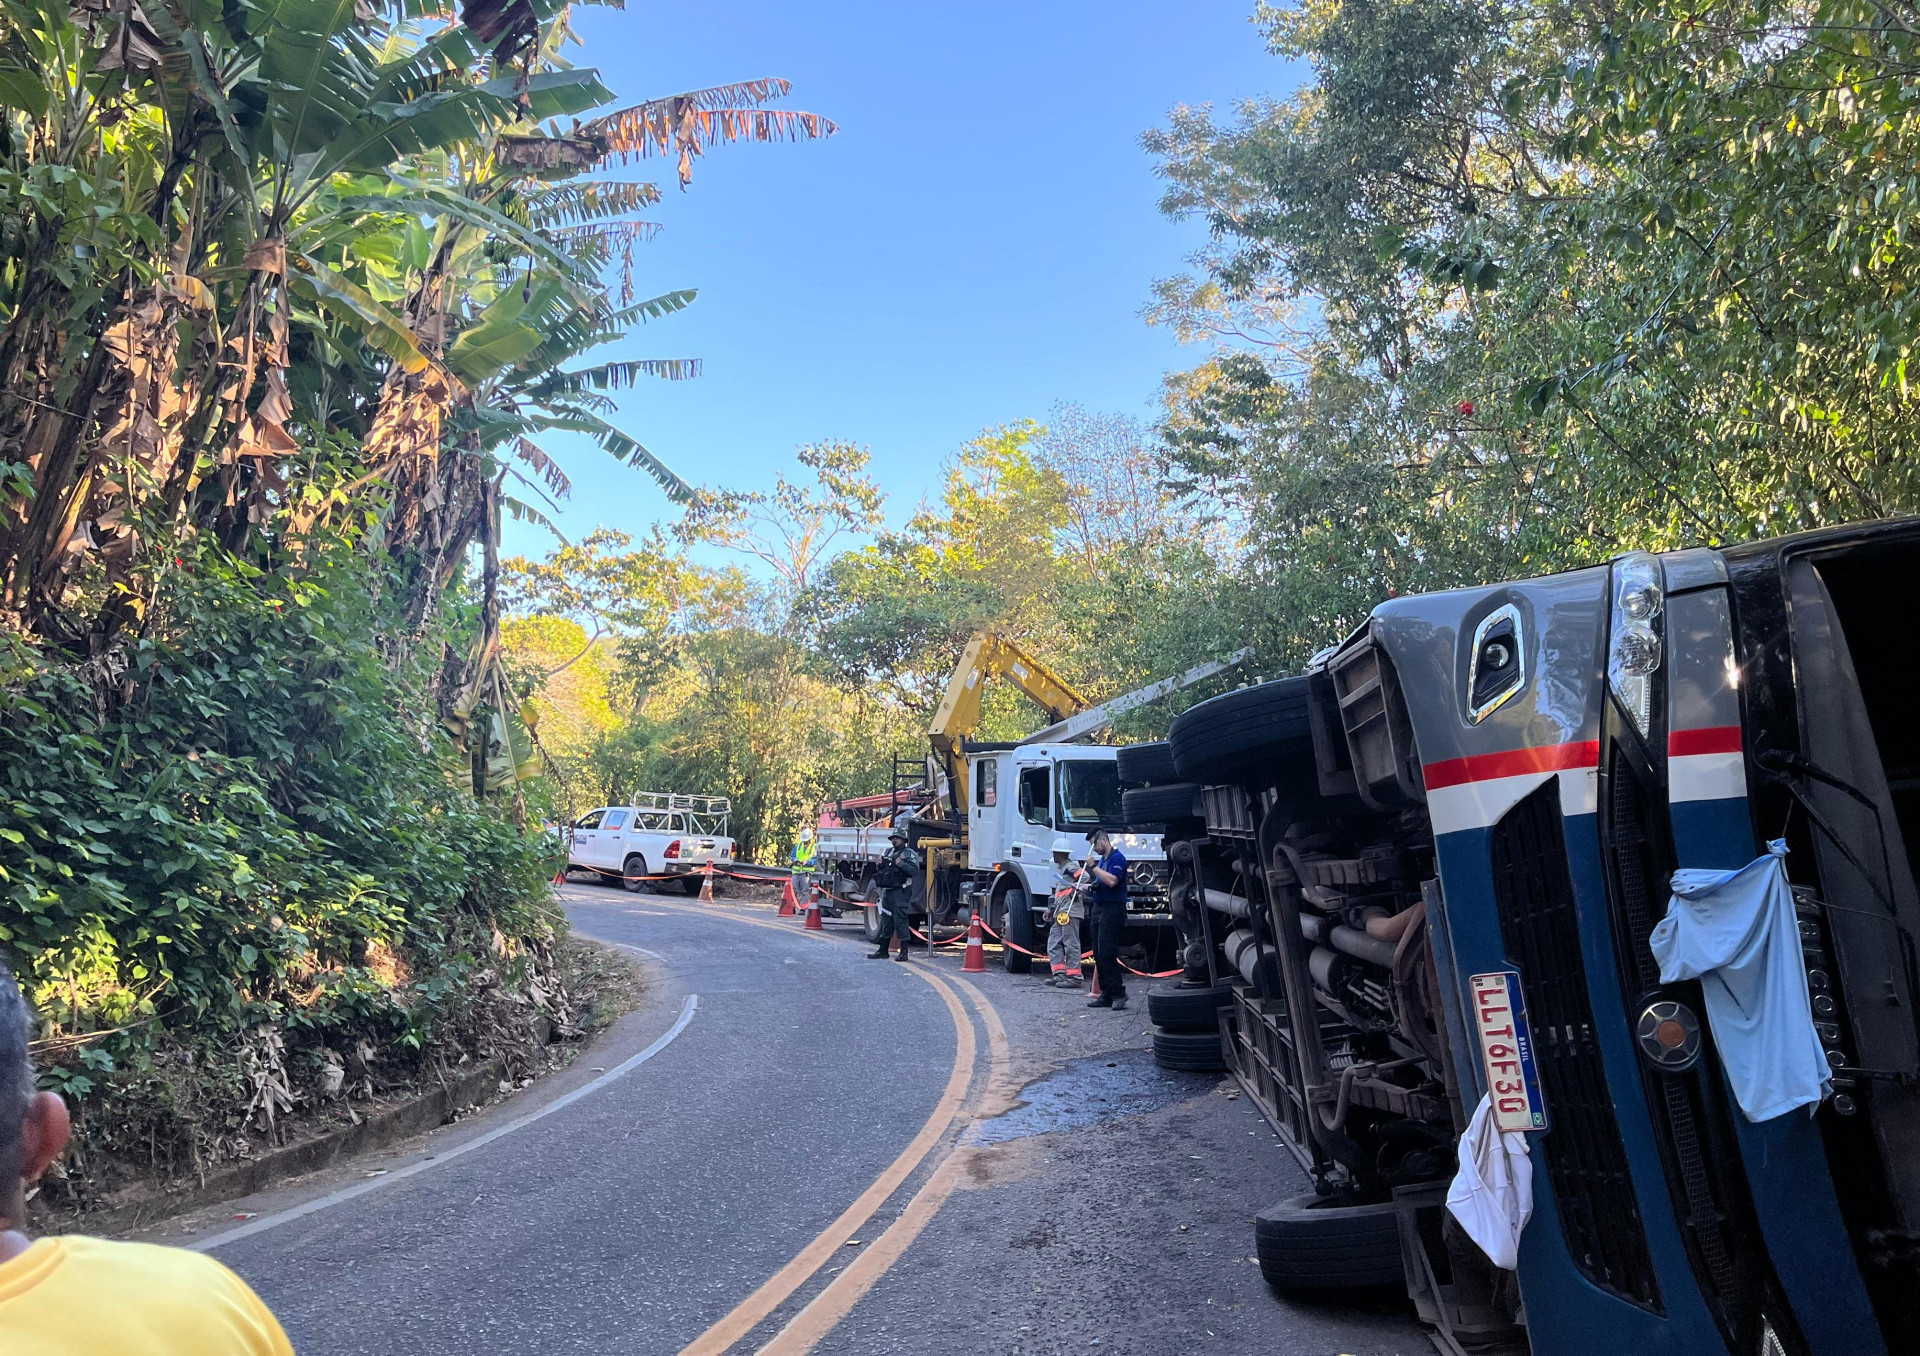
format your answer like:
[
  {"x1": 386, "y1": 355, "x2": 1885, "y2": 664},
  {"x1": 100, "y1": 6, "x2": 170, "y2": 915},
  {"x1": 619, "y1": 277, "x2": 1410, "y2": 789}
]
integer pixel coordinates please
[{"x1": 32, "y1": 932, "x2": 647, "y2": 1238}]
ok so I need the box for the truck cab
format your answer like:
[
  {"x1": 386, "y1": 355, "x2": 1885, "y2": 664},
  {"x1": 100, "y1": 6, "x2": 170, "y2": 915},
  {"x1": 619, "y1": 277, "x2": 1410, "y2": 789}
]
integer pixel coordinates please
[
  {"x1": 1165, "y1": 522, "x2": 1920, "y2": 1356},
  {"x1": 964, "y1": 744, "x2": 1169, "y2": 966}
]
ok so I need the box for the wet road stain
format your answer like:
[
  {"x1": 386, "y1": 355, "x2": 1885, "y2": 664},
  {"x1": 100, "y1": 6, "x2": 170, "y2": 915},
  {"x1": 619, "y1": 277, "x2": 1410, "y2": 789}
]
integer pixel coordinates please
[{"x1": 968, "y1": 1048, "x2": 1218, "y2": 1146}]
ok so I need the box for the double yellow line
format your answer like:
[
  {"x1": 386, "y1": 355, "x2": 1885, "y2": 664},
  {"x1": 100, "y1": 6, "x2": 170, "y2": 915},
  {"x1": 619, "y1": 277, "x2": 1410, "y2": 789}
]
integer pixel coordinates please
[{"x1": 601, "y1": 897, "x2": 1013, "y2": 1355}]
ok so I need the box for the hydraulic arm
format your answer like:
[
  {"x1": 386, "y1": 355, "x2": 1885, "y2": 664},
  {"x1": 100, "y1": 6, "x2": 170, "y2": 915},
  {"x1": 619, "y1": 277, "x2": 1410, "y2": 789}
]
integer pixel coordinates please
[{"x1": 927, "y1": 631, "x2": 1087, "y2": 817}]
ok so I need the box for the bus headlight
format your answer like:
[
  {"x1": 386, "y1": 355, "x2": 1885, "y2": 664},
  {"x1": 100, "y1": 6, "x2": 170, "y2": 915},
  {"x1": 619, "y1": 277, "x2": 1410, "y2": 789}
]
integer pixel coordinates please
[{"x1": 1608, "y1": 551, "x2": 1664, "y2": 739}]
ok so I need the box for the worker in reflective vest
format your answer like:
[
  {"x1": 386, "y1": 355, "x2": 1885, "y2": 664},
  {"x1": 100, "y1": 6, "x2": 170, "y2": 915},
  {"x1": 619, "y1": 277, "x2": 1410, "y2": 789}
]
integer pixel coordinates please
[
  {"x1": 791, "y1": 826, "x2": 817, "y2": 902},
  {"x1": 1047, "y1": 836, "x2": 1088, "y2": 989}
]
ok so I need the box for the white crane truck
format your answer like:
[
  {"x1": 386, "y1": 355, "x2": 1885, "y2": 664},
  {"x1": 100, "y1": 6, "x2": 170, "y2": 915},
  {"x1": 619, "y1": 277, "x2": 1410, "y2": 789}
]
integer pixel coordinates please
[{"x1": 814, "y1": 633, "x2": 1249, "y2": 967}]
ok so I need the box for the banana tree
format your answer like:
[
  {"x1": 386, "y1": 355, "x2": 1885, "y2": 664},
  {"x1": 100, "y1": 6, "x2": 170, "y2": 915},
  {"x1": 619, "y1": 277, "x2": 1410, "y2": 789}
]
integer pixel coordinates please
[
  {"x1": 0, "y1": 0, "x2": 605, "y2": 631},
  {"x1": 0, "y1": 0, "x2": 836, "y2": 820}
]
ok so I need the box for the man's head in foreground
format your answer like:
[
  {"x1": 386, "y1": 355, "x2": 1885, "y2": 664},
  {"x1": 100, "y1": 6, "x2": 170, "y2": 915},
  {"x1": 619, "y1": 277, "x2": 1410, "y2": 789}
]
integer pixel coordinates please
[
  {"x1": 0, "y1": 960, "x2": 295, "y2": 1355},
  {"x1": 0, "y1": 963, "x2": 66, "y2": 1248}
]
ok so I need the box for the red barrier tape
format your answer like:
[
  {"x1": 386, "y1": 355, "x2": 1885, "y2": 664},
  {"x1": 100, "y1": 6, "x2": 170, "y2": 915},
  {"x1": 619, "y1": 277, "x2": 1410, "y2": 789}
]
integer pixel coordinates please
[
  {"x1": 970, "y1": 916, "x2": 1046, "y2": 960},
  {"x1": 562, "y1": 866, "x2": 791, "y2": 886},
  {"x1": 970, "y1": 916, "x2": 1181, "y2": 977},
  {"x1": 573, "y1": 867, "x2": 1187, "y2": 977}
]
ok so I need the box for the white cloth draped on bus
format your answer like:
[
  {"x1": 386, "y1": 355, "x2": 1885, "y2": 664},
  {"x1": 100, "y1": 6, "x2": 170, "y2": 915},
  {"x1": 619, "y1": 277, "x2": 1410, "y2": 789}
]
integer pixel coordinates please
[
  {"x1": 1446, "y1": 1093, "x2": 1533, "y2": 1270},
  {"x1": 1651, "y1": 840, "x2": 1830, "y2": 1122}
]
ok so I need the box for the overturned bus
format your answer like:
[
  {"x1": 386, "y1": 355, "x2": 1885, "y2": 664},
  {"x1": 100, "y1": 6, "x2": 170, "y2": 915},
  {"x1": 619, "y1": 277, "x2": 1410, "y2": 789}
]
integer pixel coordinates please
[{"x1": 1132, "y1": 521, "x2": 1918, "y2": 1355}]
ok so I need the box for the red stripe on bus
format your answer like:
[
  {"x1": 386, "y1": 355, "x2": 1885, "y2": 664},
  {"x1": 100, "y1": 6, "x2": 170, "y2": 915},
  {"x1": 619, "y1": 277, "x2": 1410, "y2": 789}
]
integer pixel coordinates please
[
  {"x1": 1668, "y1": 725, "x2": 1742, "y2": 758},
  {"x1": 1422, "y1": 740, "x2": 1601, "y2": 791}
]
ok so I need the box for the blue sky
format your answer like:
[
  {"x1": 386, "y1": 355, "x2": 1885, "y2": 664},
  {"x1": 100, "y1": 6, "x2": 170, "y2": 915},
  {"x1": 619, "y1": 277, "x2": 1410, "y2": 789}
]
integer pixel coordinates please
[{"x1": 503, "y1": 2, "x2": 1298, "y2": 558}]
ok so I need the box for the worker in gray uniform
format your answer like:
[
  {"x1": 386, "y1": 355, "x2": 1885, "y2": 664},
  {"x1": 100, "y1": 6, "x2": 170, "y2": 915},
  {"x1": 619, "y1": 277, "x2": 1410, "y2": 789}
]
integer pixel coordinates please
[
  {"x1": 1046, "y1": 836, "x2": 1088, "y2": 988},
  {"x1": 866, "y1": 827, "x2": 922, "y2": 962}
]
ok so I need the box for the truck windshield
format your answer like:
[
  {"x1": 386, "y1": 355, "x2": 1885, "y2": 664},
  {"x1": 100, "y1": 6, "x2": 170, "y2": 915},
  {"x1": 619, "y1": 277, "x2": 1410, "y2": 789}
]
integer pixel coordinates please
[{"x1": 1055, "y1": 760, "x2": 1124, "y2": 830}]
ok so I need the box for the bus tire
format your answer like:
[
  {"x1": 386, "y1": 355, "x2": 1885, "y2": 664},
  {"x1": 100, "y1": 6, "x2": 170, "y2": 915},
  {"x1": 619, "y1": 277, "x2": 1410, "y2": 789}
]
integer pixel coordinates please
[
  {"x1": 1170, "y1": 676, "x2": 1314, "y2": 788},
  {"x1": 1116, "y1": 740, "x2": 1179, "y2": 787},
  {"x1": 1151, "y1": 1026, "x2": 1229, "y2": 1071},
  {"x1": 1146, "y1": 981, "x2": 1234, "y2": 1032},
  {"x1": 1121, "y1": 783, "x2": 1203, "y2": 829},
  {"x1": 1253, "y1": 1195, "x2": 1405, "y2": 1292}
]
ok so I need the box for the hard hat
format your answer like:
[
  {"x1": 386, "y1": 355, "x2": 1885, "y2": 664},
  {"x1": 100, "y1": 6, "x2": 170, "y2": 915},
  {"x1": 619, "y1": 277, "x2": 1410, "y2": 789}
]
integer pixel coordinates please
[
  {"x1": 888, "y1": 827, "x2": 908, "y2": 841},
  {"x1": 1050, "y1": 836, "x2": 1076, "y2": 856},
  {"x1": 800, "y1": 827, "x2": 814, "y2": 842}
]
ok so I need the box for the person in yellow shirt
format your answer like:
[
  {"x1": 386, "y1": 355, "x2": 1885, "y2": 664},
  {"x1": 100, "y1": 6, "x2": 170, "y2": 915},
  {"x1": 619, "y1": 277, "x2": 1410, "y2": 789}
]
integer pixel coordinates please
[{"x1": 0, "y1": 961, "x2": 295, "y2": 1354}]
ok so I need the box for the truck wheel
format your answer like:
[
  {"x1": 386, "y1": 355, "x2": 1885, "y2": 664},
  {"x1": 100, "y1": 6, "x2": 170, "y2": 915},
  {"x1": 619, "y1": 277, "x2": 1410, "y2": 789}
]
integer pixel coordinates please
[
  {"x1": 862, "y1": 904, "x2": 885, "y2": 942},
  {"x1": 995, "y1": 884, "x2": 1034, "y2": 974},
  {"x1": 1253, "y1": 1195, "x2": 1405, "y2": 1292},
  {"x1": 622, "y1": 855, "x2": 649, "y2": 893},
  {"x1": 1150, "y1": 1026, "x2": 1228, "y2": 1071},
  {"x1": 1146, "y1": 981, "x2": 1234, "y2": 1033},
  {"x1": 1120, "y1": 783, "x2": 1203, "y2": 829},
  {"x1": 1116, "y1": 740, "x2": 1179, "y2": 787},
  {"x1": 1170, "y1": 676, "x2": 1314, "y2": 788}
]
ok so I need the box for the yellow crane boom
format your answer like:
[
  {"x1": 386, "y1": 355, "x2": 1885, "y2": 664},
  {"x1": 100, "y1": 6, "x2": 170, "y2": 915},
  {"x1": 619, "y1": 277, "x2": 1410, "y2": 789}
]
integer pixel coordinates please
[{"x1": 927, "y1": 631, "x2": 1086, "y2": 817}]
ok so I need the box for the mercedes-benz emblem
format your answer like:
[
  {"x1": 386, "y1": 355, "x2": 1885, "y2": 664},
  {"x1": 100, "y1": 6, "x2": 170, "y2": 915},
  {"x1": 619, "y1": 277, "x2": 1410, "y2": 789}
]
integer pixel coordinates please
[{"x1": 1636, "y1": 998, "x2": 1702, "y2": 1072}]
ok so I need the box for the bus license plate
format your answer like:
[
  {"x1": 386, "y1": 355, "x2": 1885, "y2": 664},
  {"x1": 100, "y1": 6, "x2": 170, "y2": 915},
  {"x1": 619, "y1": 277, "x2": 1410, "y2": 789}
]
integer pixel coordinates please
[{"x1": 1469, "y1": 970, "x2": 1548, "y2": 1132}]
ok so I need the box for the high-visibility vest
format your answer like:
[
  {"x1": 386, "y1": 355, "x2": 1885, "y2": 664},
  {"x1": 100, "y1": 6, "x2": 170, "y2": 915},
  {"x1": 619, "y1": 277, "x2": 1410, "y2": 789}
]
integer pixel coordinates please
[{"x1": 794, "y1": 839, "x2": 817, "y2": 865}]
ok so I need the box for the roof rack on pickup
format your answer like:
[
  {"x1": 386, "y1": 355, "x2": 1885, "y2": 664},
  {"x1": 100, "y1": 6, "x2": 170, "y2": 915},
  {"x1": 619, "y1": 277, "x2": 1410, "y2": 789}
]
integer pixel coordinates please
[{"x1": 628, "y1": 792, "x2": 731, "y2": 835}]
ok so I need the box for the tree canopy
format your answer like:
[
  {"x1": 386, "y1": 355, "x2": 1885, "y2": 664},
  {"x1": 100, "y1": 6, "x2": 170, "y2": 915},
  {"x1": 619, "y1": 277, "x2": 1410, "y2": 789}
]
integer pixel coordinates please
[{"x1": 1146, "y1": 0, "x2": 1920, "y2": 627}]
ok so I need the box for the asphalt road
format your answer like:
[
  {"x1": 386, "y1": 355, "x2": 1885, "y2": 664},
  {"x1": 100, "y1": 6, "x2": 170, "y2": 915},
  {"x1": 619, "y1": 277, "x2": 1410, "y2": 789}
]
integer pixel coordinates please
[{"x1": 167, "y1": 882, "x2": 1427, "y2": 1355}]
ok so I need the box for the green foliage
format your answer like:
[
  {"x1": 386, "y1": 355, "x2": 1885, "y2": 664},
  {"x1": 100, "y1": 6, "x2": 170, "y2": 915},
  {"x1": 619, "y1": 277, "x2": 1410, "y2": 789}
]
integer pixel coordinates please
[
  {"x1": 0, "y1": 0, "x2": 830, "y2": 1183},
  {"x1": 1144, "y1": 0, "x2": 1920, "y2": 636},
  {"x1": 810, "y1": 423, "x2": 1070, "y2": 706},
  {"x1": 524, "y1": 0, "x2": 1920, "y2": 888},
  {"x1": 0, "y1": 528, "x2": 553, "y2": 1065},
  {"x1": 511, "y1": 410, "x2": 1249, "y2": 866}
]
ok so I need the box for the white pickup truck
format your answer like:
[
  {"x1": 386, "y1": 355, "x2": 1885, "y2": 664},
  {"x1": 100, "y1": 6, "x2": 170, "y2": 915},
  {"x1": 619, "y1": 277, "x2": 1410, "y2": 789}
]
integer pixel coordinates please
[{"x1": 565, "y1": 793, "x2": 736, "y2": 894}]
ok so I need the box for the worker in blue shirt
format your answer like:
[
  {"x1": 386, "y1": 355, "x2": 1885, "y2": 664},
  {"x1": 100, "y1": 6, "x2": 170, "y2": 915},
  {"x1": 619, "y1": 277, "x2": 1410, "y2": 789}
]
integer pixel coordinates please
[{"x1": 1083, "y1": 829, "x2": 1130, "y2": 1010}]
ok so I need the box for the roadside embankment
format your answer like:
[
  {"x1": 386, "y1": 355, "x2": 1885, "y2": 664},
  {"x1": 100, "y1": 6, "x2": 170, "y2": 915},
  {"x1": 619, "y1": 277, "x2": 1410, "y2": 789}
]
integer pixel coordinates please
[{"x1": 28, "y1": 930, "x2": 644, "y2": 1237}]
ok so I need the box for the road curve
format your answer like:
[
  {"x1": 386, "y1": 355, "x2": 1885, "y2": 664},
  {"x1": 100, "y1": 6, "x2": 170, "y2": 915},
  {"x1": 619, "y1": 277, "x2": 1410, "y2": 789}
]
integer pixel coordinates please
[{"x1": 213, "y1": 884, "x2": 963, "y2": 1355}]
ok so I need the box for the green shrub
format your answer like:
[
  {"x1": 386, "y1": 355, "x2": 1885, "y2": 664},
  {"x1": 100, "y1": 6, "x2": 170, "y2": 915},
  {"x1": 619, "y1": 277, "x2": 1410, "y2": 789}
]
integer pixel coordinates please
[{"x1": 0, "y1": 530, "x2": 556, "y2": 1176}]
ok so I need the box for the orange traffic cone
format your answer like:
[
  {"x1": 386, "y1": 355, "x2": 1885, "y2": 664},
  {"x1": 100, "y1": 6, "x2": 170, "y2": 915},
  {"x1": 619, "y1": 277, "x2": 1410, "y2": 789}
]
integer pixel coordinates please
[
  {"x1": 961, "y1": 910, "x2": 987, "y2": 973},
  {"x1": 552, "y1": 867, "x2": 567, "y2": 886},
  {"x1": 1087, "y1": 949, "x2": 1101, "y2": 998},
  {"x1": 803, "y1": 895, "x2": 823, "y2": 930},
  {"x1": 778, "y1": 877, "x2": 799, "y2": 917},
  {"x1": 698, "y1": 860, "x2": 715, "y2": 902}
]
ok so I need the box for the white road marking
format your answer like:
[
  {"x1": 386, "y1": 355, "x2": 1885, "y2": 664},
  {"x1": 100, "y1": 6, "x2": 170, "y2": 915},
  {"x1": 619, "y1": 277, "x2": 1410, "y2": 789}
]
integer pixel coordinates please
[{"x1": 190, "y1": 993, "x2": 700, "y2": 1254}]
